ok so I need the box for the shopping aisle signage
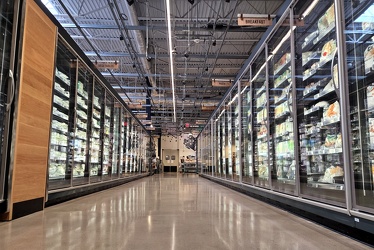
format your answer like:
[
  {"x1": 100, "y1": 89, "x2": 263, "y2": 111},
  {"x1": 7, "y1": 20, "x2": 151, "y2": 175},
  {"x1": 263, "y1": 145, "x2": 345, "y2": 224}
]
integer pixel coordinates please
[
  {"x1": 238, "y1": 16, "x2": 272, "y2": 26},
  {"x1": 212, "y1": 80, "x2": 232, "y2": 87},
  {"x1": 93, "y1": 60, "x2": 119, "y2": 70}
]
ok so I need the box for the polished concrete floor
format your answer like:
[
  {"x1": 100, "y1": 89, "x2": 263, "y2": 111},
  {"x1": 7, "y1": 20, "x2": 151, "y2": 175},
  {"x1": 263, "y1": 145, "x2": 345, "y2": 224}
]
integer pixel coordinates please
[{"x1": 0, "y1": 174, "x2": 371, "y2": 250}]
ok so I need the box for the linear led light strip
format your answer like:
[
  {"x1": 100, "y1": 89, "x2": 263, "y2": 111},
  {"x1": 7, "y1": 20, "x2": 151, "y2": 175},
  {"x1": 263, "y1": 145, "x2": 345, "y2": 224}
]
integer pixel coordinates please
[
  {"x1": 166, "y1": 0, "x2": 176, "y2": 123},
  {"x1": 302, "y1": 0, "x2": 320, "y2": 19}
]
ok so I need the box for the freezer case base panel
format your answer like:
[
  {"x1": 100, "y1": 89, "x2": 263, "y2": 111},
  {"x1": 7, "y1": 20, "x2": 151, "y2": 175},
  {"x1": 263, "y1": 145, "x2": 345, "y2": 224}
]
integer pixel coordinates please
[{"x1": 201, "y1": 174, "x2": 374, "y2": 246}]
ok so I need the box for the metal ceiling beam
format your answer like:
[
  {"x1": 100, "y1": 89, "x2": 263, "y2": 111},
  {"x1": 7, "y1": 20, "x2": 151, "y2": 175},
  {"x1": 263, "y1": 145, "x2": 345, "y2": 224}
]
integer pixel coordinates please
[
  {"x1": 61, "y1": 23, "x2": 267, "y2": 32},
  {"x1": 85, "y1": 51, "x2": 249, "y2": 60},
  {"x1": 111, "y1": 86, "x2": 227, "y2": 91},
  {"x1": 70, "y1": 35, "x2": 259, "y2": 44},
  {"x1": 102, "y1": 72, "x2": 236, "y2": 79}
]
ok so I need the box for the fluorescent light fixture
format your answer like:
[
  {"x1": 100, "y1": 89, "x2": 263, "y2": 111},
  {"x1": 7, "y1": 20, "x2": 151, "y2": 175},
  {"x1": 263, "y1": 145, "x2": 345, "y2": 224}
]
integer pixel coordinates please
[
  {"x1": 301, "y1": 0, "x2": 320, "y2": 19},
  {"x1": 166, "y1": 0, "x2": 177, "y2": 122}
]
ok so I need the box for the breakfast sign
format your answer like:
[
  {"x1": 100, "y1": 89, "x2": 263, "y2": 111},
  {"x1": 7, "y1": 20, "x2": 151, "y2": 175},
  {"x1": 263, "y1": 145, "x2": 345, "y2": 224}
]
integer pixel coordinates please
[{"x1": 238, "y1": 14, "x2": 273, "y2": 26}]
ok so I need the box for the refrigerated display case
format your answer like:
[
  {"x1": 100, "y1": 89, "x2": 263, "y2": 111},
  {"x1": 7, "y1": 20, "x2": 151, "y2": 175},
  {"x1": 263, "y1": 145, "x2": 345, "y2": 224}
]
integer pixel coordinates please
[
  {"x1": 295, "y1": 1, "x2": 345, "y2": 204},
  {"x1": 344, "y1": 0, "x2": 374, "y2": 213},
  {"x1": 48, "y1": 40, "x2": 76, "y2": 190},
  {"x1": 232, "y1": 86, "x2": 240, "y2": 182},
  {"x1": 253, "y1": 49, "x2": 271, "y2": 188},
  {"x1": 225, "y1": 95, "x2": 233, "y2": 180},
  {"x1": 102, "y1": 93, "x2": 114, "y2": 180},
  {"x1": 111, "y1": 101, "x2": 121, "y2": 177},
  {"x1": 132, "y1": 124, "x2": 140, "y2": 174},
  {"x1": 0, "y1": 0, "x2": 17, "y2": 205},
  {"x1": 220, "y1": 105, "x2": 227, "y2": 178},
  {"x1": 72, "y1": 61, "x2": 92, "y2": 186},
  {"x1": 124, "y1": 115, "x2": 132, "y2": 175},
  {"x1": 215, "y1": 113, "x2": 222, "y2": 178},
  {"x1": 268, "y1": 11, "x2": 297, "y2": 195},
  {"x1": 242, "y1": 79, "x2": 253, "y2": 184},
  {"x1": 122, "y1": 112, "x2": 130, "y2": 176},
  {"x1": 89, "y1": 80, "x2": 104, "y2": 183}
]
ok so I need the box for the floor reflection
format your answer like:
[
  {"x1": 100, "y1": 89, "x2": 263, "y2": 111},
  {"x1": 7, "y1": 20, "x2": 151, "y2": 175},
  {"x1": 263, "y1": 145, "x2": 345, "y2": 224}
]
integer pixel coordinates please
[{"x1": 0, "y1": 173, "x2": 371, "y2": 250}]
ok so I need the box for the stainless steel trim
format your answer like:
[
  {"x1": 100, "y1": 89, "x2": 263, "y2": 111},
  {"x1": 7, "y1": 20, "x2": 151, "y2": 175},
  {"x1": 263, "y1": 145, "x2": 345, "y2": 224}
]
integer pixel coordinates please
[
  {"x1": 265, "y1": 44, "x2": 272, "y2": 189},
  {"x1": 45, "y1": 31, "x2": 60, "y2": 202},
  {"x1": 238, "y1": 80, "x2": 243, "y2": 183},
  {"x1": 202, "y1": 174, "x2": 351, "y2": 216},
  {"x1": 290, "y1": 8, "x2": 300, "y2": 196},
  {"x1": 70, "y1": 59, "x2": 79, "y2": 187},
  {"x1": 334, "y1": 0, "x2": 353, "y2": 216},
  {"x1": 48, "y1": 173, "x2": 149, "y2": 194},
  {"x1": 250, "y1": 66, "x2": 254, "y2": 186},
  {"x1": 349, "y1": 210, "x2": 374, "y2": 222},
  {"x1": 88, "y1": 76, "x2": 96, "y2": 184},
  {"x1": 211, "y1": 120, "x2": 214, "y2": 177}
]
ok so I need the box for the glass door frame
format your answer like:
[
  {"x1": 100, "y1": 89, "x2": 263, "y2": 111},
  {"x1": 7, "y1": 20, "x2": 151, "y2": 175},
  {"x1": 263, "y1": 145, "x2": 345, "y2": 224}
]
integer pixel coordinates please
[{"x1": 0, "y1": 0, "x2": 21, "y2": 208}]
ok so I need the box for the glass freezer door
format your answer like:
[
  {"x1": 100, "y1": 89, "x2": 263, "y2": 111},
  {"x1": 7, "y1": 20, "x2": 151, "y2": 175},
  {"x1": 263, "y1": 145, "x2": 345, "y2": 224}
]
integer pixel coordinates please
[
  {"x1": 242, "y1": 81, "x2": 253, "y2": 184},
  {"x1": 268, "y1": 11, "x2": 297, "y2": 195},
  {"x1": 225, "y1": 94, "x2": 233, "y2": 180},
  {"x1": 232, "y1": 86, "x2": 240, "y2": 182},
  {"x1": 111, "y1": 101, "x2": 121, "y2": 178},
  {"x1": 252, "y1": 49, "x2": 270, "y2": 188},
  {"x1": 295, "y1": 0, "x2": 345, "y2": 205},
  {"x1": 48, "y1": 40, "x2": 76, "y2": 190},
  {"x1": 344, "y1": 0, "x2": 374, "y2": 212},
  {"x1": 72, "y1": 61, "x2": 92, "y2": 186},
  {"x1": 122, "y1": 113, "x2": 130, "y2": 176},
  {"x1": 102, "y1": 93, "x2": 114, "y2": 180},
  {"x1": 89, "y1": 80, "x2": 104, "y2": 183}
]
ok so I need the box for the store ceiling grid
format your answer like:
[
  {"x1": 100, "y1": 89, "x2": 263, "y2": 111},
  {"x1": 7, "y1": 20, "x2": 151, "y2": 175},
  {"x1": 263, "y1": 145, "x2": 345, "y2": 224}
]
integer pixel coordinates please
[{"x1": 44, "y1": 0, "x2": 286, "y2": 135}]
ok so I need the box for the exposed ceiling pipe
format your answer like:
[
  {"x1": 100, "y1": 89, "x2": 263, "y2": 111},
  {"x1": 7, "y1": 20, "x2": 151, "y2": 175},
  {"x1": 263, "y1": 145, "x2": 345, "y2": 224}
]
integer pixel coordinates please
[{"x1": 123, "y1": 0, "x2": 157, "y2": 91}]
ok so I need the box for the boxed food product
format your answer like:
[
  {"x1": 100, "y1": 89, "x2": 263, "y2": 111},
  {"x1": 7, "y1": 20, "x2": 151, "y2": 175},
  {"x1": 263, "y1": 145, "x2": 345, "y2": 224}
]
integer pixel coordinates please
[
  {"x1": 318, "y1": 165, "x2": 343, "y2": 183},
  {"x1": 323, "y1": 101, "x2": 340, "y2": 121},
  {"x1": 369, "y1": 118, "x2": 374, "y2": 150},
  {"x1": 324, "y1": 134, "x2": 337, "y2": 148},
  {"x1": 317, "y1": 4, "x2": 335, "y2": 36},
  {"x1": 258, "y1": 165, "x2": 268, "y2": 178},
  {"x1": 367, "y1": 85, "x2": 374, "y2": 110},
  {"x1": 364, "y1": 43, "x2": 374, "y2": 74},
  {"x1": 320, "y1": 39, "x2": 336, "y2": 64}
]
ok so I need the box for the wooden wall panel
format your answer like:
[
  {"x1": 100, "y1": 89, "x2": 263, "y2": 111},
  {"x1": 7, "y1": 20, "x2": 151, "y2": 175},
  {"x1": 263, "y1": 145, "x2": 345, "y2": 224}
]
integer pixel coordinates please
[{"x1": 7, "y1": 0, "x2": 57, "y2": 219}]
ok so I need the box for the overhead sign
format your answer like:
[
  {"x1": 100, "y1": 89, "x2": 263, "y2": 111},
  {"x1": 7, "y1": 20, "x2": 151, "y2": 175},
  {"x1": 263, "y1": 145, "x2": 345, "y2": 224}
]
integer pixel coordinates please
[
  {"x1": 238, "y1": 17, "x2": 272, "y2": 26},
  {"x1": 195, "y1": 120, "x2": 206, "y2": 125},
  {"x1": 201, "y1": 105, "x2": 216, "y2": 111},
  {"x1": 135, "y1": 113, "x2": 148, "y2": 119},
  {"x1": 212, "y1": 79, "x2": 232, "y2": 87},
  {"x1": 141, "y1": 120, "x2": 152, "y2": 125},
  {"x1": 127, "y1": 102, "x2": 143, "y2": 109},
  {"x1": 93, "y1": 60, "x2": 119, "y2": 70}
]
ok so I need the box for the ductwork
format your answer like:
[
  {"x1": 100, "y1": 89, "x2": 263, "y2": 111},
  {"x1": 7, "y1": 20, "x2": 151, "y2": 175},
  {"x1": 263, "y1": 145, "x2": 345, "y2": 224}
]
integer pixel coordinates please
[{"x1": 123, "y1": 3, "x2": 157, "y2": 91}]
